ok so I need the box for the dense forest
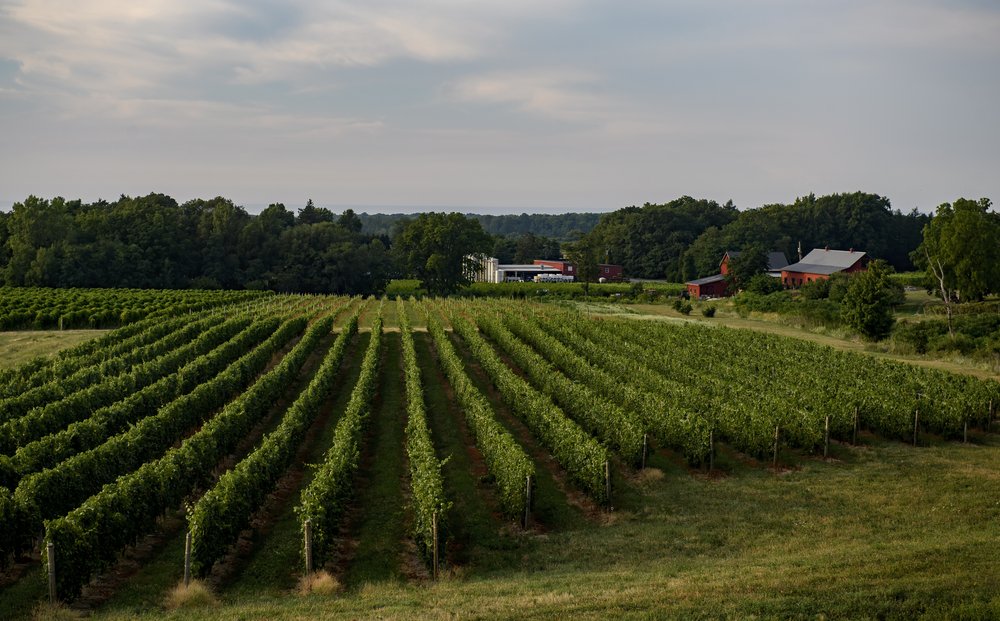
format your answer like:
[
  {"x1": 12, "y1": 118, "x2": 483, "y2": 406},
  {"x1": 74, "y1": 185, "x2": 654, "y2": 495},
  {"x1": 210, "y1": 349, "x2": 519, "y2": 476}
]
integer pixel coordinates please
[
  {"x1": 0, "y1": 195, "x2": 394, "y2": 294},
  {"x1": 0, "y1": 191, "x2": 939, "y2": 294},
  {"x1": 584, "y1": 192, "x2": 929, "y2": 281}
]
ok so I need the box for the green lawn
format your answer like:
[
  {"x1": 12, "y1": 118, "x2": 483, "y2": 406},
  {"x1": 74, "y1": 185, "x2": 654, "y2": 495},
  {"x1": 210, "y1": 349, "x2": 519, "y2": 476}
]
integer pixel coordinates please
[{"x1": 0, "y1": 330, "x2": 107, "y2": 369}]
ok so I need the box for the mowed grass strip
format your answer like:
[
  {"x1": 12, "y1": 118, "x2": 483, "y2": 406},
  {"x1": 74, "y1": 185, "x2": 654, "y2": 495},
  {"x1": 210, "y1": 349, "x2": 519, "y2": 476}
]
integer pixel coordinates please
[
  {"x1": 343, "y1": 332, "x2": 408, "y2": 587},
  {"x1": 0, "y1": 330, "x2": 108, "y2": 369}
]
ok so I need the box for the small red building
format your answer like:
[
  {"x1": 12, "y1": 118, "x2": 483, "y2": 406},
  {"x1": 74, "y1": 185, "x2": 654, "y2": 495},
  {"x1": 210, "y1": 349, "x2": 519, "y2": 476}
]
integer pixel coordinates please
[
  {"x1": 780, "y1": 248, "x2": 867, "y2": 287},
  {"x1": 533, "y1": 260, "x2": 623, "y2": 282},
  {"x1": 686, "y1": 250, "x2": 789, "y2": 298}
]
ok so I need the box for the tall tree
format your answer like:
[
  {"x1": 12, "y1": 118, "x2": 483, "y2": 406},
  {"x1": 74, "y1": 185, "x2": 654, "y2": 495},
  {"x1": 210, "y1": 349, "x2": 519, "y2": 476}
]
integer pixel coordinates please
[
  {"x1": 841, "y1": 260, "x2": 897, "y2": 341},
  {"x1": 564, "y1": 237, "x2": 600, "y2": 297},
  {"x1": 393, "y1": 212, "x2": 492, "y2": 295},
  {"x1": 724, "y1": 247, "x2": 769, "y2": 292},
  {"x1": 912, "y1": 198, "x2": 1000, "y2": 335}
]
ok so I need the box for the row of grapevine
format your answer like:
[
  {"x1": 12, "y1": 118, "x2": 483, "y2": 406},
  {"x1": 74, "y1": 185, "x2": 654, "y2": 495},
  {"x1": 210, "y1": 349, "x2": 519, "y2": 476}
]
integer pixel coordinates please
[
  {"x1": 398, "y1": 297, "x2": 450, "y2": 564},
  {"x1": 595, "y1": 314, "x2": 999, "y2": 444},
  {"x1": 542, "y1": 310, "x2": 817, "y2": 458},
  {"x1": 0, "y1": 314, "x2": 254, "y2": 454},
  {"x1": 295, "y1": 305, "x2": 384, "y2": 569},
  {"x1": 497, "y1": 308, "x2": 712, "y2": 464},
  {"x1": 472, "y1": 307, "x2": 645, "y2": 466},
  {"x1": 0, "y1": 314, "x2": 192, "y2": 400},
  {"x1": 0, "y1": 314, "x2": 210, "y2": 421},
  {"x1": 0, "y1": 316, "x2": 302, "y2": 566},
  {"x1": 444, "y1": 306, "x2": 609, "y2": 503},
  {"x1": 0, "y1": 309, "x2": 294, "y2": 488},
  {"x1": 40, "y1": 310, "x2": 317, "y2": 598},
  {"x1": 0, "y1": 287, "x2": 269, "y2": 330},
  {"x1": 187, "y1": 306, "x2": 360, "y2": 576},
  {"x1": 425, "y1": 310, "x2": 533, "y2": 519}
]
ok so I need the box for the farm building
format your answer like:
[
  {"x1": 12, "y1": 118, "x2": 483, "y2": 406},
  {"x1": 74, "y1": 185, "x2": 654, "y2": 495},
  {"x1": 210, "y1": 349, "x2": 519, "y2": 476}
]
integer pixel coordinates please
[
  {"x1": 686, "y1": 250, "x2": 789, "y2": 298},
  {"x1": 780, "y1": 248, "x2": 867, "y2": 287},
  {"x1": 533, "y1": 259, "x2": 624, "y2": 282},
  {"x1": 468, "y1": 256, "x2": 564, "y2": 283}
]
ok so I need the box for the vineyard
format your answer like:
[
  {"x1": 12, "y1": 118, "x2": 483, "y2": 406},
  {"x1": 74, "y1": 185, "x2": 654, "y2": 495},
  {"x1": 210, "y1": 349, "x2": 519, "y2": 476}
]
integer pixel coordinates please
[{"x1": 0, "y1": 290, "x2": 998, "y2": 619}]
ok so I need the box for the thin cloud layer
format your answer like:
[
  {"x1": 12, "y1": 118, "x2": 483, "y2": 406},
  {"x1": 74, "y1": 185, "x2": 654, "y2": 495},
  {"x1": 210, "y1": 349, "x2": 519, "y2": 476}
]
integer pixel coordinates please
[{"x1": 0, "y1": 0, "x2": 997, "y2": 211}]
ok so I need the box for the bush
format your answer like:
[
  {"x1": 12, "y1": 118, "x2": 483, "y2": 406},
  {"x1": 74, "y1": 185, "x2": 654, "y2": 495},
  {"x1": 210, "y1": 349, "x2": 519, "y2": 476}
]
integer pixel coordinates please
[
  {"x1": 744, "y1": 273, "x2": 783, "y2": 294},
  {"x1": 799, "y1": 278, "x2": 831, "y2": 299},
  {"x1": 678, "y1": 301, "x2": 692, "y2": 315},
  {"x1": 701, "y1": 305, "x2": 716, "y2": 318}
]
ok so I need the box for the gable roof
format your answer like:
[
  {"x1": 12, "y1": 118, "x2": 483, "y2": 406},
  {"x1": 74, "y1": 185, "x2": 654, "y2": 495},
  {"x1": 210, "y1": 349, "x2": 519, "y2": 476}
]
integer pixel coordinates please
[
  {"x1": 782, "y1": 248, "x2": 866, "y2": 275},
  {"x1": 724, "y1": 250, "x2": 789, "y2": 271}
]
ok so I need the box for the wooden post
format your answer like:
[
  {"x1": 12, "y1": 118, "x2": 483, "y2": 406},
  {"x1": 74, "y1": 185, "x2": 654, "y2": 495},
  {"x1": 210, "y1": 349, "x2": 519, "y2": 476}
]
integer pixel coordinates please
[
  {"x1": 304, "y1": 519, "x2": 313, "y2": 575},
  {"x1": 913, "y1": 409, "x2": 919, "y2": 447},
  {"x1": 184, "y1": 531, "x2": 192, "y2": 586},
  {"x1": 641, "y1": 434, "x2": 648, "y2": 470},
  {"x1": 523, "y1": 475, "x2": 532, "y2": 529},
  {"x1": 46, "y1": 542, "x2": 56, "y2": 604},
  {"x1": 431, "y1": 512, "x2": 439, "y2": 581},
  {"x1": 708, "y1": 428, "x2": 715, "y2": 472},
  {"x1": 772, "y1": 425, "x2": 780, "y2": 470},
  {"x1": 605, "y1": 461, "x2": 613, "y2": 510},
  {"x1": 824, "y1": 415, "x2": 830, "y2": 458},
  {"x1": 852, "y1": 407, "x2": 859, "y2": 445}
]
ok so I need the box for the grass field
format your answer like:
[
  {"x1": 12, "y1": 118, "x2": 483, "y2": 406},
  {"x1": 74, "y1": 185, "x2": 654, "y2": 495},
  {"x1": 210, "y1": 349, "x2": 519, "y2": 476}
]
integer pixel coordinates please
[{"x1": 0, "y1": 330, "x2": 107, "y2": 369}]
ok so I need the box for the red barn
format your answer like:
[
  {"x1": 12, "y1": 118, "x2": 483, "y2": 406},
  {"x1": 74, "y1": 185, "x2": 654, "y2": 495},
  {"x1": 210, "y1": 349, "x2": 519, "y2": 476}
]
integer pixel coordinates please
[
  {"x1": 686, "y1": 250, "x2": 789, "y2": 298},
  {"x1": 781, "y1": 248, "x2": 867, "y2": 287}
]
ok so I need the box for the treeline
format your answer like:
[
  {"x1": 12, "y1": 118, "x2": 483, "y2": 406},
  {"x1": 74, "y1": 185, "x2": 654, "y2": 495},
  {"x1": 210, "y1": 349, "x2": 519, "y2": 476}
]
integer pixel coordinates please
[
  {"x1": 357, "y1": 212, "x2": 602, "y2": 240},
  {"x1": 0, "y1": 195, "x2": 393, "y2": 294},
  {"x1": 585, "y1": 193, "x2": 929, "y2": 281}
]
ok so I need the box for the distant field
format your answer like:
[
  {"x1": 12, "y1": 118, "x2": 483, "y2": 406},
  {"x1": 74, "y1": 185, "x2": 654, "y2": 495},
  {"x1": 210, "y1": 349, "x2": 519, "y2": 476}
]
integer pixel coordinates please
[
  {"x1": 0, "y1": 330, "x2": 107, "y2": 369},
  {"x1": 0, "y1": 289, "x2": 998, "y2": 620}
]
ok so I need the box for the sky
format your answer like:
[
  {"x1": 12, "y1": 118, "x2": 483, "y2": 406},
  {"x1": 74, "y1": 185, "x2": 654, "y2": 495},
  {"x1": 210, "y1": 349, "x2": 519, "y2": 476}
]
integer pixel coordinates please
[{"x1": 1, "y1": 0, "x2": 998, "y2": 214}]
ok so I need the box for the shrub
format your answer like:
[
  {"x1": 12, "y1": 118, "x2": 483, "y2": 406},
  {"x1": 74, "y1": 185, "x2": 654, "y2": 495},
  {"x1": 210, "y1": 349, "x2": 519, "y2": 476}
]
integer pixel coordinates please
[
  {"x1": 744, "y1": 273, "x2": 783, "y2": 295},
  {"x1": 677, "y1": 301, "x2": 692, "y2": 315},
  {"x1": 701, "y1": 305, "x2": 716, "y2": 318}
]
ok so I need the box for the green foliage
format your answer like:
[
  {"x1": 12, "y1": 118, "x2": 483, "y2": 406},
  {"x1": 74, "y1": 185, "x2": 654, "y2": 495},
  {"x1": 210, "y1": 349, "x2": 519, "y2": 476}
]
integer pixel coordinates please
[
  {"x1": 40, "y1": 312, "x2": 309, "y2": 599},
  {"x1": 684, "y1": 192, "x2": 928, "y2": 276},
  {"x1": 701, "y1": 305, "x2": 716, "y2": 318},
  {"x1": 474, "y1": 308, "x2": 645, "y2": 466},
  {"x1": 724, "y1": 247, "x2": 769, "y2": 291},
  {"x1": 296, "y1": 304, "x2": 383, "y2": 569},
  {"x1": 913, "y1": 197, "x2": 1000, "y2": 302},
  {"x1": 744, "y1": 273, "x2": 783, "y2": 295},
  {"x1": 0, "y1": 195, "x2": 389, "y2": 294},
  {"x1": 425, "y1": 308, "x2": 533, "y2": 519},
  {"x1": 393, "y1": 213, "x2": 493, "y2": 296},
  {"x1": 397, "y1": 298, "x2": 450, "y2": 565},
  {"x1": 449, "y1": 311, "x2": 610, "y2": 503},
  {"x1": 188, "y1": 308, "x2": 356, "y2": 576},
  {"x1": 587, "y1": 197, "x2": 738, "y2": 281},
  {"x1": 841, "y1": 260, "x2": 897, "y2": 341},
  {"x1": 798, "y1": 278, "x2": 830, "y2": 300}
]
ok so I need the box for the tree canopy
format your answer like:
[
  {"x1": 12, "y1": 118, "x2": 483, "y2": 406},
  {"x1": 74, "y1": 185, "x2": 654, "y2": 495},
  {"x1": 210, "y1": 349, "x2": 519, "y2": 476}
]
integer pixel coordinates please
[
  {"x1": 392, "y1": 212, "x2": 493, "y2": 295},
  {"x1": 0, "y1": 195, "x2": 390, "y2": 294},
  {"x1": 913, "y1": 198, "x2": 1000, "y2": 303}
]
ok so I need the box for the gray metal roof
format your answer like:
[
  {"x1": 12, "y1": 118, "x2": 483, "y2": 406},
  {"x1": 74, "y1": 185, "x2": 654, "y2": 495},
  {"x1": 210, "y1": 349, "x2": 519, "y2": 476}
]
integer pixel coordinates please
[
  {"x1": 686, "y1": 274, "x2": 726, "y2": 286},
  {"x1": 782, "y1": 248, "x2": 865, "y2": 274},
  {"x1": 725, "y1": 250, "x2": 789, "y2": 271}
]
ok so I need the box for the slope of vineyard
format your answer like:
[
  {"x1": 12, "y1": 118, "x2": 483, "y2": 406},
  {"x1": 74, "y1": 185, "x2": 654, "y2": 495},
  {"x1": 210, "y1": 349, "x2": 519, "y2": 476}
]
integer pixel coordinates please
[{"x1": 0, "y1": 290, "x2": 996, "y2": 619}]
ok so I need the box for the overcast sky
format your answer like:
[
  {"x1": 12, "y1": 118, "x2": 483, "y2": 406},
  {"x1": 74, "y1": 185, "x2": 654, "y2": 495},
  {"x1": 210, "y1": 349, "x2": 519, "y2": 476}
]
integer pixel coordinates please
[{"x1": 1, "y1": 0, "x2": 998, "y2": 214}]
